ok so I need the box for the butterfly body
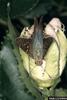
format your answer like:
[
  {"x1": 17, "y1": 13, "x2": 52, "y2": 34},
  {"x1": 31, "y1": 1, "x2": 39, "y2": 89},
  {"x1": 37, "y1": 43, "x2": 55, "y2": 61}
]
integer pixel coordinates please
[{"x1": 32, "y1": 17, "x2": 43, "y2": 65}]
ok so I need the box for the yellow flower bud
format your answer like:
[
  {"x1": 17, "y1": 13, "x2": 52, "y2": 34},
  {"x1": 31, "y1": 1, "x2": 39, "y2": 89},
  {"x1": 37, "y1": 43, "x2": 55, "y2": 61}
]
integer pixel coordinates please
[{"x1": 18, "y1": 18, "x2": 67, "y2": 89}]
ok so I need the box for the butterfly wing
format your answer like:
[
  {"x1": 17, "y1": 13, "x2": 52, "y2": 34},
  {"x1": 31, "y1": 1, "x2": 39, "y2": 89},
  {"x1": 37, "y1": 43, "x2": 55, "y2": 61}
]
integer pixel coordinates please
[
  {"x1": 43, "y1": 36, "x2": 53, "y2": 57},
  {"x1": 16, "y1": 37, "x2": 33, "y2": 57}
]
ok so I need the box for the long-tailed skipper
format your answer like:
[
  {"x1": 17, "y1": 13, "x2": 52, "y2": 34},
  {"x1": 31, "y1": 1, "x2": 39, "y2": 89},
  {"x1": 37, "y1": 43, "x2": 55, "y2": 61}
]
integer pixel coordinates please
[{"x1": 16, "y1": 17, "x2": 53, "y2": 65}]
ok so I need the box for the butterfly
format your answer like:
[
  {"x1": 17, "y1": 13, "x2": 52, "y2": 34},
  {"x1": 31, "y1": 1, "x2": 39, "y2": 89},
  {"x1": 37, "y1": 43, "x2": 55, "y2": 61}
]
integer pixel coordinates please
[{"x1": 16, "y1": 17, "x2": 53, "y2": 66}]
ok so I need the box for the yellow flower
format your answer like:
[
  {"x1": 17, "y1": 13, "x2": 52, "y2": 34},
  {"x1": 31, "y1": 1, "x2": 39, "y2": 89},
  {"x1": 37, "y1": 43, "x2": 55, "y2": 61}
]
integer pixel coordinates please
[{"x1": 18, "y1": 18, "x2": 67, "y2": 89}]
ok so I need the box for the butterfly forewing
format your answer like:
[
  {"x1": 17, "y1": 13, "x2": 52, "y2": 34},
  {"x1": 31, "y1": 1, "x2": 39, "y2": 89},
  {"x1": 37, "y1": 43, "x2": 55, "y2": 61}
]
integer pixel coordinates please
[
  {"x1": 43, "y1": 36, "x2": 53, "y2": 56},
  {"x1": 16, "y1": 37, "x2": 33, "y2": 57}
]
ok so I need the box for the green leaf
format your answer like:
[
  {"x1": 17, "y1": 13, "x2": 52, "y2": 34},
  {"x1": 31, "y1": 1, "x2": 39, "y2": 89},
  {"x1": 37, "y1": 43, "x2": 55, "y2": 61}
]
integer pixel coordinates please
[
  {"x1": 0, "y1": 0, "x2": 36, "y2": 18},
  {"x1": 0, "y1": 0, "x2": 52, "y2": 20},
  {"x1": 7, "y1": 12, "x2": 16, "y2": 46},
  {"x1": 0, "y1": 45, "x2": 35, "y2": 100}
]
